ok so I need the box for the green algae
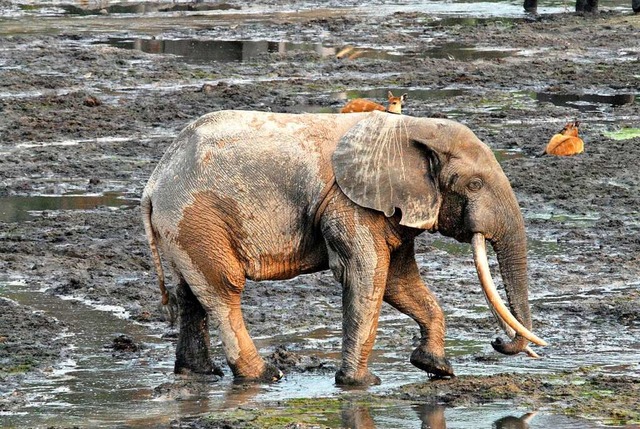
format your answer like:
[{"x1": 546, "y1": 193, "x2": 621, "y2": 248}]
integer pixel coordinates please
[
  {"x1": 603, "y1": 128, "x2": 640, "y2": 140},
  {"x1": 196, "y1": 396, "x2": 409, "y2": 429}
]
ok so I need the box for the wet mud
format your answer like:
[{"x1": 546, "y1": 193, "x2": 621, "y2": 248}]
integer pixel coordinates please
[{"x1": 1, "y1": 1, "x2": 639, "y2": 427}]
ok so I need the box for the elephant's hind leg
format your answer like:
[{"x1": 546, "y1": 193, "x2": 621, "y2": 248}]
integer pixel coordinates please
[
  {"x1": 215, "y1": 287, "x2": 283, "y2": 382},
  {"x1": 175, "y1": 278, "x2": 223, "y2": 377},
  {"x1": 384, "y1": 241, "x2": 454, "y2": 378},
  {"x1": 186, "y1": 253, "x2": 283, "y2": 383},
  {"x1": 176, "y1": 207, "x2": 282, "y2": 381}
]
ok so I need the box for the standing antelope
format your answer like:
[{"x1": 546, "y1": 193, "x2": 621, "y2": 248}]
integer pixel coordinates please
[
  {"x1": 542, "y1": 121, "x2": 584, "y2": 156},
  {"x1": 341, "y1": 91, "x2": 408, "y2": 114}
]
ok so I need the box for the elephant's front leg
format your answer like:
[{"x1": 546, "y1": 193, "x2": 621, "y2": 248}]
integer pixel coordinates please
[
  {"x1": 324, "y1": 213, "x2": 390, "y2": 386},
  {"x1": 384, "y1": 241, "x2": 454, "y2": 378}
]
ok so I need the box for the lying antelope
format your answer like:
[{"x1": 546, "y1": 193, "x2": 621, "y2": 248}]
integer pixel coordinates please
[
  {"x1": 542, "y1": 121, "x2": 584, "y2": 156},
  {"x1": 340, "y1": 91, "x2": 408, "y2": 114}
]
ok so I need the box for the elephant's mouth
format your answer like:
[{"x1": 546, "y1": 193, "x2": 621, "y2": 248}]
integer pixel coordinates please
[{"x1": 471, "y1": 233, "x2": 547, "y2": 356}]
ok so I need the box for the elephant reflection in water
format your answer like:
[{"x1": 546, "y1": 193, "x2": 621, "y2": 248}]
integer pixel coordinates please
[
  {"x1": 340, "y1": 402, "x2": 537, "y2": 429},
  {"x1": 493, "y1": 412, "x2": 538, "y2": 429}
]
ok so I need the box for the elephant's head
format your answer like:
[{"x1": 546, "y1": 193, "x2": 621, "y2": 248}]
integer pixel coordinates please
[{"x1": 332, "y1": 112, "x2": 546, "y2": 356}]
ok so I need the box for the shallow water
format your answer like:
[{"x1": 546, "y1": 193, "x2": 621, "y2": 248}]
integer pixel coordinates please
[
  {"x1": 0, "y1": 192, "x2": 138, "y2": 223},
  {"x1": 536, "y1": 92, "x2": 638, "y2": 113},
  {"x1": 0, "y1": 277, "x2": 622, "y2": 428},
  {"x1": 95, "y1": 36, "x2": 520, "y2": 64}
]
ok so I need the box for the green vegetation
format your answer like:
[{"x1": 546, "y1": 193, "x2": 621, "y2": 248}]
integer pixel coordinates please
[
  {"x1": 197, "y1": 396, "x2": 393, "y2": 428},
  {"x1": 604, "y1": 128, "x2": 640, "y2": 140}
]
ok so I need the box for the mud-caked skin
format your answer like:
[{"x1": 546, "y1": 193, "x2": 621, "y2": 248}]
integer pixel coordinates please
[
  {"x1": 335, "y1": 368, "x2": 382, "y2": 386},
  {"x1": 174, "y1": 280, "x2": 224, "y2": 378},
  {"x1": 410, "y1": 348, "x2": 454, "y2": 379},
  {"x1": 142, "y1": 110, "x2": 541, "y2": 386}
]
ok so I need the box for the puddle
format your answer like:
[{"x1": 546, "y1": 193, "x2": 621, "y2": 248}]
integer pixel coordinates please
[
  {"x1": 97, "y1": 36, "x2": 518, "y2": 64},
  {"x1": 415, "y1": 42, "x2": 517, "y2": 61},
  {"x1": 526, "y1": 210, "x2": 600, "y2": 227},
  {"x1": 0, "y1": 276, "x2": 177, "y2": 427},
  {"x1": 336, "y1": 42, "x2": 517, "y2": 62},
  {"x1": 60, "y1": 2, "x2": 240, "y2": 16},
  {"x1": 420, "y1": 235, "x2": 564, "y2": 258},
  {"x1": 96, "y1": 37, "x2": 335, "y2": 64},
  {"x1": 0, "y1": 192, "x2": 138, "y2": 223},
  {"x1": 536, "y1": 91, "x2": 637, "y2": 113},
  {"x1": 493, "y1": 148, "x2": 525, "y2": 163}
]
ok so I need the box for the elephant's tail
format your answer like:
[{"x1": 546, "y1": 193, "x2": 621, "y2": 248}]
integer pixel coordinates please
[{"x1": 141, "y1": 194, "x2": 169, "y2": 306}]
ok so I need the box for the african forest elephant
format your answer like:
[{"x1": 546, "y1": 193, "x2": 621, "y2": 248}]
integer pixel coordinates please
[
  {"x1": 525, "y1": 0, "x2": 640, "y2": 13},
  {"x1": 141, "y1": 110, "x2": 547, "y2": 386}
]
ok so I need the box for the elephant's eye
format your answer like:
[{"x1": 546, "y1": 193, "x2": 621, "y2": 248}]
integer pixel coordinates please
[{"x1": 467, "y1": 178, "x2": 484, "y2": 192}]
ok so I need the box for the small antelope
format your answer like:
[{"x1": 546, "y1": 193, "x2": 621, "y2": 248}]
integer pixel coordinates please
[
  {"x1": 340, "y1": 91, "x2": 408, "y2": 114},
  {"x1": 542, "y1": 121, "x2": 584, "y2": 156}
]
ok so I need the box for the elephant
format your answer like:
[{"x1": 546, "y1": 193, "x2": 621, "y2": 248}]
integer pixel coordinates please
[
  {"x1": 141, "y1": 110, "x2": 547, "y2": 386},
  {"x1": 525, "y1": 0, "x2": 640, "y2": 13}
]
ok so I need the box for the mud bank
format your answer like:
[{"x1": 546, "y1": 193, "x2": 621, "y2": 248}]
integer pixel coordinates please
[{"x1": 1, "y1": 1, "x2": 639, "y2": 427}]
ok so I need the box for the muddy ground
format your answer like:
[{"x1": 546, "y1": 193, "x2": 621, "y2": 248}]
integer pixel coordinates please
[{"x1": 0, "y1": 1, "x2": 639, "y2": 428}]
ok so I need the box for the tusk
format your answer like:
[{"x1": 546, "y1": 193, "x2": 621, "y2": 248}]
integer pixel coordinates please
[
  {"x1": 482, "y1": 293, "x2": 540, "y2": 358},
  {"x1": 472, "y1": 233, "x2": 547, "y2": 347},
  {"x1": 481, "y1": 290, "x2": 540, "y2": 358}
]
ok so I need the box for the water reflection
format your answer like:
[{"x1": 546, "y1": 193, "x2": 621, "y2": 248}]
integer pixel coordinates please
[
  {"x1": 62, "y1": 2, "x2": 240, "y2": 16},
  {"x1": 339, "y1": 402, "x2": 540, "y2": 429},
  {"x1": 493, "y1": 148, "x2": 525, "y2": 163},
  {"x1": 414, "y1": 403, "x2": 448, "y2": 429},
  {"x1": 536, "y1": 92, "x2": 636, "y2": 112},
  {"x1": 0, "y1": 193, "x2": 138, "y2": 223},
  {"x1": 341, "y1": 403, "x2": 377, "y2": 429},
  {"x1": 420, "y1": 42, "x2": 515, "y2": 61},
  {"x1": 99, "y1": 38, "x2": 334, "y2": 63},
  {"x1": 99, "y1": 37, "x2": 517, "y2": 64},
  {"x1": 493, "y1": 412, "x2": 538, "y2": 429}
]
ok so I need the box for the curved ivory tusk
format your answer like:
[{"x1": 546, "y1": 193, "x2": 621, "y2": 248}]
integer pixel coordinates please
[
  {"x1": 472, "y1": 233, "x2": 548, "y2": 347},
  {"x1": 479, "y1": 275, "x2": 540, "y2": 358},
  {"x1": 482, "y1": 293, "x2": 540, "y2": 358}
]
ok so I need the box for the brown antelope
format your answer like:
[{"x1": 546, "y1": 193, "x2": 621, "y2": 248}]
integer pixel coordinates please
[
  {"x1": 340, "y1": 91, "x2": 408, "y2": 114},
  {"x1": 542, "y1": 121, "x2": 584, "y2": 156}
]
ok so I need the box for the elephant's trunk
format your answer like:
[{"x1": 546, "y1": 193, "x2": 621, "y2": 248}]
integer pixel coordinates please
[{"x1": 471, "y1": 233, "x2": 546, "y2": 356}]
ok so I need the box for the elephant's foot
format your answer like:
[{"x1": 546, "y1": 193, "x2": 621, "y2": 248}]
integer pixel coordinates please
[
  {"x1": 335, "y1": 368, "x2": 381, "y2": 386},
  {"x1": 523, "y1": 0, "x2": 538, "y2": 14},
  {"x1": 174, "y1": 337, "x2": 222, "y2": 377},
  {"x1": 175, "y1": 360, "x2": 224, "y2": 378},
  {"x1": 232, "y1": 362, "x2": 284, "y2": 383},
  {"x1": 410, "y1": 348, "x2": 454, "y2": 379}
]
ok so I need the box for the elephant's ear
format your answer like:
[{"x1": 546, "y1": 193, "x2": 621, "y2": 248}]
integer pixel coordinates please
[{"x1": 332, "y1": 112, "x2": 442, "y2": 230}]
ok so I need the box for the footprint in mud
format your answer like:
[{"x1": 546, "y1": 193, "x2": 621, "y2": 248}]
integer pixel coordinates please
[
  {"x1": 267, "y1": 345, "x2": 336, "y2": 374},
  {"x1": 110, "y1": 334, "x2": 140, "y2": 353}
]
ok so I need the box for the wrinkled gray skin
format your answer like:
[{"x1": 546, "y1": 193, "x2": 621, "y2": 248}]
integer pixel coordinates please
[{"x1": 141, "y1": 110, "x2": 535, "y2": 386}]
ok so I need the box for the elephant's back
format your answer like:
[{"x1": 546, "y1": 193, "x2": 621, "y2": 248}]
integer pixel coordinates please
[{"x1": 143, "y1": 110, "x2": 364, "y2": 235}]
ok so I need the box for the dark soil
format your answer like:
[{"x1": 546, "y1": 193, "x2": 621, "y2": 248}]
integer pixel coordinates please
[{"x1": 0, "y1": 1, "x2": 639, "y2": 427}]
